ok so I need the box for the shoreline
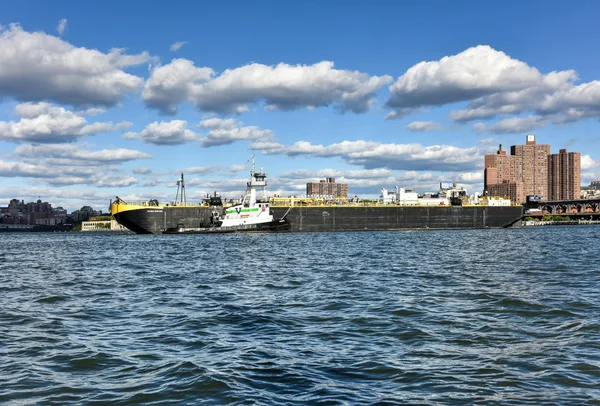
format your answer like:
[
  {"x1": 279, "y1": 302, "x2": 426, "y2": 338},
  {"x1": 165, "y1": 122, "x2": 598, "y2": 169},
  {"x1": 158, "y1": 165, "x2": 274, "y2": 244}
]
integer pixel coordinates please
[{"x1": 523, "y1": 220, "x2": 600, "y2": 226}]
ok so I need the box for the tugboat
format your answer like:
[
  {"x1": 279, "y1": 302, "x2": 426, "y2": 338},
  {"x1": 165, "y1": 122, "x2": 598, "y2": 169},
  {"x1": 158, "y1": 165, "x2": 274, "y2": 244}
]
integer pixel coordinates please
[{"x1": 164, "y1": 156, "x2": 291, "y2": 234}]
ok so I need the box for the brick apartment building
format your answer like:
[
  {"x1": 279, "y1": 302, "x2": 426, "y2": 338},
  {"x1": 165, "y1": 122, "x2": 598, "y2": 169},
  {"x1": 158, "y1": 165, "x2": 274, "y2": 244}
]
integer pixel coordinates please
[
  {"x1": 484, "y1": 135, "x2": 581, "y2": 203},
  {"x1": 306, "y1": 178, "x2": 348, "y2": 198},
  {"x1": 548, "y1": 149, "x2": 581, "y2": 200},
  {"x1": 511, "y1": 134, "x2": 551, "y2": 200}
]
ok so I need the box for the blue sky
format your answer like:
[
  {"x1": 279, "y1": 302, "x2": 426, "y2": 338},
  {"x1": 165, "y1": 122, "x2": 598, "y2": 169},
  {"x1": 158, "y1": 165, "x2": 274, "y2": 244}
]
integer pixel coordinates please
[{"x1": 1, "y1": 0, "x2": 599, "y2": 211}]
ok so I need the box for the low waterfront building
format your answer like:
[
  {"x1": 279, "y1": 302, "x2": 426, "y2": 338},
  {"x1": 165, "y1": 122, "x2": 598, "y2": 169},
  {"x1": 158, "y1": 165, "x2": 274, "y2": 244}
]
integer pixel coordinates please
[
  {"x1": 581, "y1": 180, "x2": 600, "y2": 199},
  {"x1": 81, "y1": 220, "x2": 130, "y2": 232},
  {"x1": 380, "y1": 187, "x2": 419, "y2": 205},
  {"x1": 486, "y1": 181, "x2": 524, "y2": 204}
]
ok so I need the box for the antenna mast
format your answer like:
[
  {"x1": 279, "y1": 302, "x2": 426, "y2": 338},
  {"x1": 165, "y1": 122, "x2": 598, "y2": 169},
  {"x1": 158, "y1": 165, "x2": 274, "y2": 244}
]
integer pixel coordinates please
[{"x1": 175, "y1": 173, "x2": 186, "y2": 205}]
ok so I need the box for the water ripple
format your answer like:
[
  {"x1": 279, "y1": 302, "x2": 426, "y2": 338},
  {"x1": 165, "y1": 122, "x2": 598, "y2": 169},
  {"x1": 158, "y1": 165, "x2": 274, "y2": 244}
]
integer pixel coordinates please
[{"x1": 1, "y1": 228, "x2": 599, "y2": 404}]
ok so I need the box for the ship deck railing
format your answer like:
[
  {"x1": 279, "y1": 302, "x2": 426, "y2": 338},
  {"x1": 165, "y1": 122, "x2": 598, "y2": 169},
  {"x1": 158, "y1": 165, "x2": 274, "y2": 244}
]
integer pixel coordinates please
[
  {"x1": 269, "y1": 200, "x2": 519, "y2": 208},
  {"x1": 112, "y1": 201, "x2": 211, "y2": 208}
]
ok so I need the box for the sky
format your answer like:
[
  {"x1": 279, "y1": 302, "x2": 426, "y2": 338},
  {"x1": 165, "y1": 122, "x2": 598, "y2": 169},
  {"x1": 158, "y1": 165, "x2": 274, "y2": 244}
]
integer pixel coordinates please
[{"x1": 1, "y1": 0, "x2": 600, "y2": 212}]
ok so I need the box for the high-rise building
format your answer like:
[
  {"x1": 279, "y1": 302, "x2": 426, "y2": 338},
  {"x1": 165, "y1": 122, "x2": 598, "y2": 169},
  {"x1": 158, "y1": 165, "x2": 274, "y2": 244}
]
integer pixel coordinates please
[
  {"x1": 306, "y1": 178, "x2": 348, "y2": 198},
  {"x1": 484, "y1": 144, "x2": 523, "y2": 203},
  {"x1": 511, "y1": 134, "x2": 551, "y2": 200},
  {"x1": 548, "y1": 149, "x2": 581, "y2": 200},
  {"x1": 483, "y1": 134, "x2": 581, "y2": 203}
]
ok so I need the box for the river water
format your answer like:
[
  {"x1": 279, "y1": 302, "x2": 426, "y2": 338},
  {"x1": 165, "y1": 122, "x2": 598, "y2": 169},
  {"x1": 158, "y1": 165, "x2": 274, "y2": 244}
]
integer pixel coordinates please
[{"x1": 1, "y1": 227, "x2": 599, "y2": 405}]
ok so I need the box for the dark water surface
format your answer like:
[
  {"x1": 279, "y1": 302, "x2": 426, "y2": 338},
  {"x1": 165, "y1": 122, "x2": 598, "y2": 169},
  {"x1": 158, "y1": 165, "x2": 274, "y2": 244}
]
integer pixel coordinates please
[{"x1": 1, "y1": 227, "x2": 599, "y2": 405}]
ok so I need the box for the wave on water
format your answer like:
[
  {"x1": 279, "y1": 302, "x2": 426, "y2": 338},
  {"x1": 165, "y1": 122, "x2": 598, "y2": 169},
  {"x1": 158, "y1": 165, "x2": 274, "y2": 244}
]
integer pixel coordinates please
[{"x1": 1, "y1": 228, "x2": 599, "y2": 404}]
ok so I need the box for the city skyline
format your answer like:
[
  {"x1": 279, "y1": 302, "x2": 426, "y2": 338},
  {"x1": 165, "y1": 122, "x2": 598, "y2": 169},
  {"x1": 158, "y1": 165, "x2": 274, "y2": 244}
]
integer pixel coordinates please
[{"x1": 1, "y1": 1, "x2": 600, "y2": 211}]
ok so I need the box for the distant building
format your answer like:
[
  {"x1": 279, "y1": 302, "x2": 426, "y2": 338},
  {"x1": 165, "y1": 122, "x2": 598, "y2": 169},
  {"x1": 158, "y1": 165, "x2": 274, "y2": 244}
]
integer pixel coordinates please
[
  {"x1": 379, "y1": 187, "x2": 418, "y2": 205},
  {"x1": 306, "y1": 178, "x2": 348, "y2": 198},
  {"x1": 484, "y1": 134, "x2": 581, "y2": 203},
  {"x1": 484, "y1": 144, "x2": 524, "y2": 203},
  {"x1": 81, "y1": 220, "x2": 129, "y2": 232},
  {"x1": 548, "y1": 149, "x2": 581, "y2": 200},
  {"x1": 53, "y1": 207, "x2": 68, "y2": 224},
  {"x1": 511, "y1": 134, "x2": 551, "y2": 200},
  {"x1": 70, "y1": 205, "x2": 102, "y2": 222},
  {"x1": 0, "y1": 198, "x2": 55, "y2": 225},
  {"x1": 486, "y1": 182, "x2": 524, "y2": 204},
  {"x1": 581, "y1": 180, "x2": 600, "y2": 199}
]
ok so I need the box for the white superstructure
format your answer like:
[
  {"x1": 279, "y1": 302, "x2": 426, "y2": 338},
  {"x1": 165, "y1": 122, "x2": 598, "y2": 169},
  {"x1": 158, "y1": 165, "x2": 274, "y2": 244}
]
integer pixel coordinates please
[{"x1": 220, "y1": 156, "x2": 275, "y2": 227}]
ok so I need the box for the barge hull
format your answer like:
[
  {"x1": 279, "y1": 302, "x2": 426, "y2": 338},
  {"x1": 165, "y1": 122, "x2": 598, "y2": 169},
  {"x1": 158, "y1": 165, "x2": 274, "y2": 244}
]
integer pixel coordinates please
[
  {"x1": 270, "y1": 206, "x2": 523, "y2": 232},
  {"x1": 114, "y1": 207, "x2": 215, "y2": 234},
  {"x1": 114, "y1": 205, "x2": 523, "y2": 234}
]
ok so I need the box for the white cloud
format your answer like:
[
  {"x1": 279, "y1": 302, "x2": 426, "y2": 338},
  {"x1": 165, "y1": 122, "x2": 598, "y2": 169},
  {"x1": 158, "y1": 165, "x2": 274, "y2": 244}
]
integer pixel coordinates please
[
  {"x1": 386, "y1": 45, "x2": 600, "y2": 130},
  {"x1": 57, "y1": 18, "x2": 67, "y2": 36},
  {"x1": 581, "y1": 155, "x2": 600, "y2": 170},
  {"x1": 0, "y1": 24, "x2": 149, "y2": 106},
  {"x1": 405, "y1": 121, "x2": 445, "y2": 132},
  {"x1": 0, "y1": 102, "x2": 119, "y2": 143},
  {"x1": 385, "y1": 107, "x2": 422, "y2": 120},
  {"x1": 13, "y1": 143, "x2": 151, "y2": 164},
  {"x1": 473, "y1": 116, "x2": 545, "y2": 134},
  {"x1": 80, "y1": 107, "x2": 106, "y2": 116},
  {"x1": 197, "y1": 118, "x2": 272, "y2": 147},
  {"x1": 252, "y1": 139, "x2": 482, "y2": 172},
  {"x1": 170, "y1": 41, "x2": 187, "y2": 52},
  {"x1": 142, "y1": 59, "x2": 214, "y2": 115},
  {"x1": 177, "y1": 164, "x2": 249, "y2": 175},
  {"x1": 452, "y1": 171, "x2": 483, "y2": 183},
  {"x1": 0, "y1": 160, "x2": 54, "y2": 178},
  {"x1": 123, "y1": 120, "x2": 198, "y2": 145},
  {"x1": 143, "y1": 59, "x2": 392, "y2": 115},
  {"x1": 2, "y1": 143, "x2": 150, "y2": 188},
  {"x1": 114, "y1": 121, "x2": 133, "y2": 130},
  {"x1": 132, "y1": 167, "x2": 152, "y2": 175},
  {"x1": 387, "y1": 45, "x2": 541, "y2": 111}
]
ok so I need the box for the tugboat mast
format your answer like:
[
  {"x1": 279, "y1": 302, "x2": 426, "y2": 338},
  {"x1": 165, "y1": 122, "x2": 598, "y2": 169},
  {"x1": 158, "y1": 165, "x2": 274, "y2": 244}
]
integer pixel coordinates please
[{"x1": 175, "y1": 173, "x2": 186, "y2": 205}]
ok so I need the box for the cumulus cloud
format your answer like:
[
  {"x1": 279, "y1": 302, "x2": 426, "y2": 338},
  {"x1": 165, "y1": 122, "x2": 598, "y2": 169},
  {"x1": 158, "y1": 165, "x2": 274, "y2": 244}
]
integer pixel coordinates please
[
  {"x1": 387, "y1": 46, "x2": 541, "y2": 111},
  {"x1": 132, "y1": 167, "x2": 152, "y2": 175},
  {"x1": 452, "y1": 171, "x2": 484, "y2": 183},
  {"x1": 0, "y1": 24, "x2": 149, "y2": 106},
  {"x1": 123, "y1": 120, "x2": 198, "y2": 145},
  {"x1": 170, "y1": 41, "x2": 187, "y2": 52},
  {"x1": 405, "y1": 121, "x2": 445, "y2": 132},
  {"x1": 0, "y1": 102, "x2": 124, "y2": 143},
  {"x1": 57, "y1": 18, "x2": 67, "y2": 36},
  {"x1": 0, "y1": 160, "x2": 54, "y2": 178},
  {"x1": 114, "y1": 121, "x2": 133, "y2": 130},
  {"x1": 581, "y1": 155, "x2": 600, "y2": 170},
  {"x1": 141, "y1": 59, "x2": 214, "y2": 115},
  {"x1": 385, "y1": 45, "x2": 600, "y2": 129},
  {"x1": 177, "y1": 164, "x2": 250, "y2": 176},
  {"x1": 473, "y1": 116, "x2": 545, "y2": 134},
  {"x1": 197, "y1": 118, "x2": 272, "y2": 147},
  {"x1": 0, "y1": 158, "x2": 139, "y2": 187},
  {"x1": 143, "y1": 59, "x2": 392, "y2": 115},
  {"x1": 13, "y1": 143, "x2": 152, "y2": 164},
  {"x1": 252, "y1": 139, "x2": 482, "y2": 172},
  {"x1": 2, "y1": 143, "x2": 151, "y2": 188},
  {"x1": 80, "y1": 107, "x2": 106, "y2": 116}
]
